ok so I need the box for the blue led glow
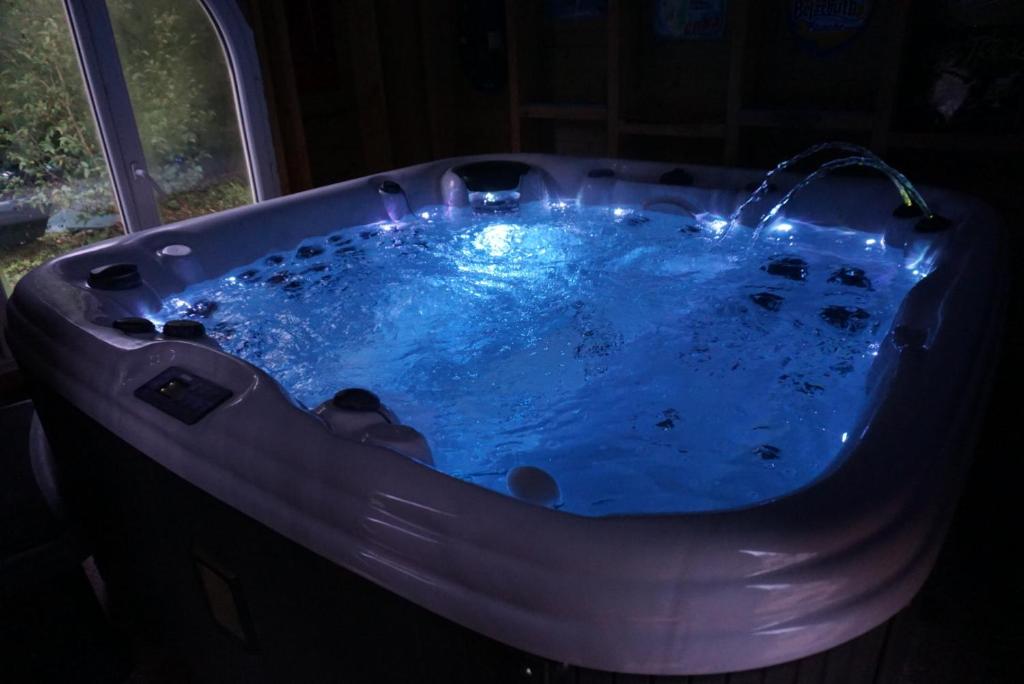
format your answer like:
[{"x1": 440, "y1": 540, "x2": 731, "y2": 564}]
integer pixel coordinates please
[
  {"x1": 155, "y1": 203, "x2": 923, "y2": 515},
  {"x1": 472, "y1": 223, "x2": 520, "y2": 257}
]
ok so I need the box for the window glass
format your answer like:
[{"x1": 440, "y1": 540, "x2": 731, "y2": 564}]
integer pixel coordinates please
[
  {"x1": 0, "y1": 0, "x2": 123, "y2": 293},
  {"x1": 106, "y1": 0, "x2": 252, "y2": 224}
]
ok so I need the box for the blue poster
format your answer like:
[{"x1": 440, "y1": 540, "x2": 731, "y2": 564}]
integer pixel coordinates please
[
  {"x1": 788, "y1": 0, "x2": 873, "y2": 55},
  {"x1": 545, "y1": 0, "x2": 608, "y2": 21},
  {"x1": 653, "y1": 0, "x2": 728, "y2": 41}
]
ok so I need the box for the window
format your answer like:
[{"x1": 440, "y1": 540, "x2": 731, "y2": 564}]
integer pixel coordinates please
[
  {"x1": 107, "y1": 0, "x2": 253, "y2": 223},
  {"x1": 0, "y1": 0, "x2": 121, "y2": 291},
  {"x1": 0, "y1": 0, "x2": 277, "y2": 294}
]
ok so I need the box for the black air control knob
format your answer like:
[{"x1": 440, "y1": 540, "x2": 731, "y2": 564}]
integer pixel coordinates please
[
  {"x1": 332, "y1": 388, "x2": 382, "y2": 412},
  {"x1": 163, "y1": 319, "x2": 206, "y2": 339},
  {"x1": 113, "y1": 317, "x2": 156, "y2": 334},
  {"x1": 87, "y1": 263, "x2": 141, "y2": 290}
]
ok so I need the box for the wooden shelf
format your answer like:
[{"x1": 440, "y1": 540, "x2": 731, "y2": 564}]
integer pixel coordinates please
[
  {"x1": 506, "y1": 0, "x2": 756, "y2": 157},
  {"x1": 520, "y1": 103, "x2": 609, "y2": 122},
  {"x1": 737, "y1": 108, "x2": 875, "y2": 131},
  {"x1": 504, "y1": 0, "x2": 991, "y2": 162},
  {"x1": 619, "y1": 120, "x2": 727, "y2": 139},
  {"x1": 888, "y1": 131, "x2": 1024, "y2": 154}
]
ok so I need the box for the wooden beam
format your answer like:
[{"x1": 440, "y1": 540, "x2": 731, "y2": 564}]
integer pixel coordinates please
[
  {"x1": 737, "y1": 108, "x2": 875, "y2": 131},
  {"x1": 606, "y1": 0, "x2": 621, "y2": 157},
  {"x1": 335, "y1": 0, "x2": 393, "y2": 173},
  {"x1": 504, "y1": 0, "x2": 522, "y2": 152},
  {"x1": 521, "y1": 103, "x2": 608, "y2": 121},
  {"x1": 258, "y1": 0, "x2": 312, "y2": 192},
  {"x1": 888, "y1": 132, "x2": 1024, "y2": 153},
  {"x1": 618, "y1": 121, "x2": 727, "y2": 138},
  {"x1": 724, "y1": 0, "x2": 750, "y2": 164},
  {"x1": 416, "y1": 0, "x2": 450, "y2": 159},
  {"x1": 871, "y1": 0, "x2": 913, "y2": 155}
]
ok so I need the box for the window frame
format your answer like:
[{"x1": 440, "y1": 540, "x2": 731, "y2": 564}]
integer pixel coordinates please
[
  {"x1": 63, "y1": 0, "x2": 279, "y2": 233},
  {"x1": 199, "y1": 0, "x2": 279, "y2": 205}
]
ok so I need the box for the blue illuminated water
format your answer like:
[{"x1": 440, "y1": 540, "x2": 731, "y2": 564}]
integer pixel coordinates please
[{"x1": 157, "y1": 203, "x2": 922, "y2": 515}]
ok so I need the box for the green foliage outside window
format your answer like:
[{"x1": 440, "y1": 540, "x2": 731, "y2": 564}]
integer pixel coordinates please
[
  {"x1": 0, "y1": 2, "x2": 114, "y2": 216},
  {"x1": 0, "y1": 0, "x2": 251, "y2": 292}
]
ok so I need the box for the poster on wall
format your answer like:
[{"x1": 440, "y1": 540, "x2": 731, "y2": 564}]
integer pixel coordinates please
[
  {"x1": 545, "y1": 0, "x2": 608, "y2": 21},
  {"x1": 653, "y1": 0, "x2": 728, "y2": 41},
  {"x1": 788, "y1": 0, "x2": 873, "y2": 55}
]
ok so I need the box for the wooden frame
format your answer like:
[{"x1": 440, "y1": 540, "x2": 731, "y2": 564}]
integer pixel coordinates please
[{"x1": 503, "y1": 1, "x2": 1008, "y2": 162}]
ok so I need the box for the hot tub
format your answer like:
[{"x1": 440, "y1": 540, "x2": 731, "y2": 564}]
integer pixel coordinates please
[{"x1": 4, "y1": 154, "x2": 1006, "y2": 678}]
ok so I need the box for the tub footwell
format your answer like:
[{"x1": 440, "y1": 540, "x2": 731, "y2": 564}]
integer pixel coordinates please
[{"x1": 31, "y1": 382, "x2": 916, "y2": 683}]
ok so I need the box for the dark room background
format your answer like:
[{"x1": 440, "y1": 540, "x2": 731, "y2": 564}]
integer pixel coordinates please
[{"x1": 243, "y1": 0, "x2": 1023, "y2": 206}]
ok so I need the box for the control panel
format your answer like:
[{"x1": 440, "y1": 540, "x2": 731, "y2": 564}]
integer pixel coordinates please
[{"x1": 134, "y1": 366, "x2": 233, "y2": 425}]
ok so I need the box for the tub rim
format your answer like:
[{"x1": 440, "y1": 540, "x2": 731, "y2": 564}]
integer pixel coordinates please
[{"x1": 4, "y1": 153, "x2": 1009, "y2": 674}]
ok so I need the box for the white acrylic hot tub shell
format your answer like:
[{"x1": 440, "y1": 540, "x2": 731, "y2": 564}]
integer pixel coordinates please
[{"x1": 5, "y1": 154, "x2": 1007, "y2": 675}]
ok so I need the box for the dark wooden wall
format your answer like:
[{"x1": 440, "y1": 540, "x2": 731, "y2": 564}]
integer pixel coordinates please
[
  {"x1": 241, "y1": 0, "x2": 1023, "y2": 207},
  {"x1": 243, "y1": 0, "x2": 510, "y2": 193}
]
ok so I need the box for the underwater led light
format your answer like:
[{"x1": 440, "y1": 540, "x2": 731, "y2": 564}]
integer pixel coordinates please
[
  {"x1": 773, "y1": 222, "x2": 794, "y2": 233},
  {"x1": 865, "y1": 238, "x2": 878, "y2": 245},
  {"x1": 473, "y1": 223, "x2": 520, "y2": 257},
  {"x1": 613, "y1": 207, "x2": 629, "y2": 217},
  {"x1": 904, "y1": 246, "x2": 935, "y2": 280},
  {"x1": 469, "y1": 189, "x2": 521, "y2": 213},
  {"x1": 699, "y1": 215, "x2": 730, "y2": 234},
  {"x1": 148, "y1": 298, "x2": 191, "y2": 326}
]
